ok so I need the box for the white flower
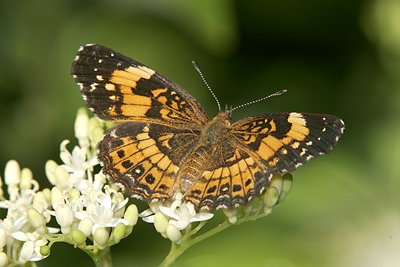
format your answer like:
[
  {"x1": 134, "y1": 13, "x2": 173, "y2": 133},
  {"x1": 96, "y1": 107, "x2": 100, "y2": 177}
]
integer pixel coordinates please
[
  {"x1": 159, "y1": 203, "x2": 213, "y2": 230},
  {"x1": 12, "y1": 231, "x2": 48, "y2": 262},
  {"x1": 59, "y1": 140, "x2": 98, "y2": 180},
  {"x1": 74, "y1": 189, "x2": 130, "y2": 235},
  {"x1": 141, "y1": 193, "x2": 214, "y2": 231}
]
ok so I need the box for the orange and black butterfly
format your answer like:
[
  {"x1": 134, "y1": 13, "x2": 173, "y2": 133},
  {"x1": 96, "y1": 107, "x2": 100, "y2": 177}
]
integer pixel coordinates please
[{"x1": 71, "y1": 44, "x2": 344, "y2": 210}]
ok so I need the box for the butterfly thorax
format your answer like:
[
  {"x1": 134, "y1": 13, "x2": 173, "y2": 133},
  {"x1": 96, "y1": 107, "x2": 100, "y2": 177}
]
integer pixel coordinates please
[{"x1": 199, "y1": 111, "x2": 231, "y2": 146}]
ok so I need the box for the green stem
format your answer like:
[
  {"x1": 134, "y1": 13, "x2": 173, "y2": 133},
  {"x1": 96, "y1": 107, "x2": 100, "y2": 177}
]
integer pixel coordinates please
[
  {"x1": 47, "y1": 235, "x2": 113, "y2": 267},
  {"x1": 159, "y1": 220, "x2": 231, "y2": 267},
  {"x1": 159, "y1": 208, "x2": 272, "y2": 267},
  {"x1": 91, "y1": 247, "x2": 112, "y2": 267}
]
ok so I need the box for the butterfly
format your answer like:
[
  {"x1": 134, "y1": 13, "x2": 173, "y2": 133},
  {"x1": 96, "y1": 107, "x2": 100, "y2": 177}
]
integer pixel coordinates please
[{"x1": 71, "y1": 44, "x2": 345, "y2": 210}]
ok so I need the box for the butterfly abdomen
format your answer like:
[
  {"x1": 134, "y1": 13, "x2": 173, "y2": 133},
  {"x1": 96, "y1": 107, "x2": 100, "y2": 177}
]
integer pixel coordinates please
[{"x1": 179, "y1": 146, "x2": 212, "y2": 192}]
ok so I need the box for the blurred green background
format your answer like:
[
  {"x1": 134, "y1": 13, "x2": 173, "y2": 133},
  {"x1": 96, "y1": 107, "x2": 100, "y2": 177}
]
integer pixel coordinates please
[{"x1": 1, "y1": 0, "x2": 399, "y2": 266}]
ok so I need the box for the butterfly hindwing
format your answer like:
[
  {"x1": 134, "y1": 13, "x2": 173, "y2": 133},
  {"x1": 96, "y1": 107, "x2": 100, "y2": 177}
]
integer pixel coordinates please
[
  {"x1": 183, "y1": 142, "x2": 271, "y2": 210},
  {"x1": 99, "y1": 122, "x2": 200, "y2": 201}
]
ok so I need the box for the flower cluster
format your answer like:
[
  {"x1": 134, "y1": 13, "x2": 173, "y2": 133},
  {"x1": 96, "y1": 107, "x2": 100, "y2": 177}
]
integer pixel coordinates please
[
  {"x1": 0, "y1": 108, "x2": 138, "y2": 266},
  {"x1": 0, "y1": 160, "x2": 54, "y2": 265}
]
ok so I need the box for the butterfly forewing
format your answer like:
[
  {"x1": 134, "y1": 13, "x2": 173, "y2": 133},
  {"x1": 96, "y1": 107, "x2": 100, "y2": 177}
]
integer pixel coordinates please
[
  {"x1": 99, "y1": 121, "x2": 201, "y2": 201},
  {"x1": 71, "y1": 44, "x2": 209, "y2": 127}
]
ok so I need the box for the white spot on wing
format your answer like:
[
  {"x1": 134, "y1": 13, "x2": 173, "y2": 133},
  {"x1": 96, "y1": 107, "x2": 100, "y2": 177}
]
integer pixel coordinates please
[
  {"x1": 110, "y1": 129, "x2": 118, "y2": 138},
  {"x1": 90, "y1": 83, "x2": 99, "y2": 91},
  {"x1": 294, "y1": 162, "x2": 302, "y2": 169},
  {"x1": 288, "y1": 112, "x2": 306, "y2": 126}
]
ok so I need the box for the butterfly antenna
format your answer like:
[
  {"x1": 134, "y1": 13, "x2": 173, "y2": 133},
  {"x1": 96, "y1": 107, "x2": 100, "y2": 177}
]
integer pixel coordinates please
[
  {"x1": 192, "y1": 61, "x2": 221, "y2": 112},
  {"x1": 231, "y1": 89, "x2": 287, "y2": 112}
]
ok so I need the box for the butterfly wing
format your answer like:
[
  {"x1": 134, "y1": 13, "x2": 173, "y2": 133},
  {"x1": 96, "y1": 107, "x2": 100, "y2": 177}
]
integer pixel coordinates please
[
  {"x1": 231, "y1": 112, "x2": 345, "y2": 173},
  {"x1": 183, "y1": 141, "x2": 271, "y2": 210},
  {"x1": 71, "y1": 44, "x2": 209, "y2": 127},
  {"x1": 99, "y1": 121, "x2": 201, "y2": 201}
]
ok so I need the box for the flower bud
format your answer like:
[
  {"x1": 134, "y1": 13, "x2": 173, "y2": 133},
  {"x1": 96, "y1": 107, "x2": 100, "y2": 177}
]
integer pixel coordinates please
[
  {"x1": 45, "y1": 160, "x2": 58, "y2": 185},
  {"x1": 71, "y1": 229, "x2": 86, "y2": 245},
  {"x1": 113, "y1": 222, "x2": 126, "y2": 243},
  {"x1": 42, "y1": 188, "x2": 52, "y2": 203},
  {"x1": 19, "y1": 168, "x2": 33, "y2": 191},
  {"x1": 75, "y1": 108, "x2": 89, "y2": 143},
  {"x1": 27, "y1": 208, "x2": 47, "y2": 235},
  {"x1": 222, "y1": 208, "x2": 237, "y2": 224},
  {"x1": 54, "y1": 166, "x2": 70, "y2": 189},
  {"x1": 0, "y1": 228, "x2": 6, "y2": 249},
  {"x1": 55, "y1": 203, "x2": 74, "y2": 234},
  {"x1": 93, "y1": 227, "x2": 109, "y2": 248},
  {"x1": 33, "y1": 191, "x2": 48, "y2": 213},
  {"x1": 51, "y1": 187, "x2": 64, "y2": 210},
  {"x1": 78, "y1": 217, "x2": 93, "y2": 237},
  {"x1": 0, "y1": 252, "x2": 8, "y2": 267},
  {"x1": 69, "y1": 188, "x2": 81, "y2": 201},
  {"x1": 89, "y1": 117, "x2": 104, "y2": 145},
  {"x1": 166, "y1": 224, "x2": 182, "y2": 243},
  {"x1": 269, "y1": 174, "x2": 283, "y2": 195},
  {"x1": 124, "y1": 204, "x2": 138, "y2": 226},
  {"x1": 154, "y1": 212, "x2": 168, "y2": 234},
  {"x1": 19, "y1": 241, "x2": 34, "y2": 264},
  {"x1": 263, "y1": 206, "x2": 272, "y2": 215},
  {"x1": 242, "y1": 200, "x2": 253, "y2": 214},
  {"x1": 40, "y1": 245, "x2": 50, "y2": 257},
  {"x1": 279, "y1": 173, "x2": 293, "y2": 202},
  {"x1": 5, "y1": 160, "x2": 20, "y2": 186},
  {"x1": 263, "y1": 186, "x2": 279, "y2": 207}
]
